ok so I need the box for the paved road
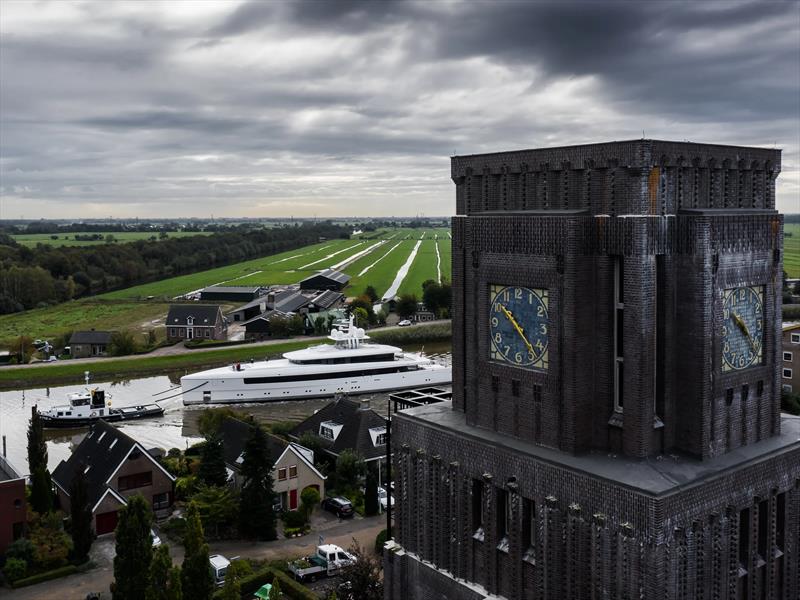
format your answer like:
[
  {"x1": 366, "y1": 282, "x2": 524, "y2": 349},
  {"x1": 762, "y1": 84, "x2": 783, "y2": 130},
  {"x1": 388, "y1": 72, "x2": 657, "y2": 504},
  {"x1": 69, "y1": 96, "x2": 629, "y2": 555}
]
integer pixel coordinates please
[
  {"x1": 16, "y1": 320, "x2": 450, "y2": 370},
  {"x1": 1, "y1": 515, "x2": 387, "y2": 600}
]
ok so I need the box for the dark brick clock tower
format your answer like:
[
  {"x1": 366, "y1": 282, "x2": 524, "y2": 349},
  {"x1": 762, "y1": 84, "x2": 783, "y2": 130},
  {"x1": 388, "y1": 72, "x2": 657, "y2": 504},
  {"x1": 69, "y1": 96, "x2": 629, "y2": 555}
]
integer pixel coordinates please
[{"x1": 384, "y1": 140, "x2": 800, "y2": 600}]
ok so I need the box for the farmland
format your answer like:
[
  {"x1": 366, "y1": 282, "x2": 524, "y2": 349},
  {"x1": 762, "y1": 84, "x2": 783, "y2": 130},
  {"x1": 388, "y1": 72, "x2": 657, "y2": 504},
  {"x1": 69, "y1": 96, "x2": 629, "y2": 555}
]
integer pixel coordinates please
[
  {"x1": 11, "y1": 230, "x2": 212, "y2": 247},
  {"x1": 785, "y1": 223, "x2": 800, "y2": 278}
]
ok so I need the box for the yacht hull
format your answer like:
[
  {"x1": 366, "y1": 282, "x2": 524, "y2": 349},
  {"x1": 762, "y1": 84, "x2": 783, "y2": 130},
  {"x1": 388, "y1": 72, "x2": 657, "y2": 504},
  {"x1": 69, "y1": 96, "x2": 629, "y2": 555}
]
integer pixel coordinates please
[{"x1": 181, "y1": 366, "x2": 451, "y2": 405}]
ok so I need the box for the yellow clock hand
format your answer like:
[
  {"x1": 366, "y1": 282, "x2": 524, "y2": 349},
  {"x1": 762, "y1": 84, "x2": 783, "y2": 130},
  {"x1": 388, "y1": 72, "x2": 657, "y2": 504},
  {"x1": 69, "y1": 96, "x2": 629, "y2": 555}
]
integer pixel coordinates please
[
  {"x1": 731, "y1": 311, "x2": 757, "y2": 351},
  {"x1": 499, "y1": 304, "x2": 535, "y2": 355}
]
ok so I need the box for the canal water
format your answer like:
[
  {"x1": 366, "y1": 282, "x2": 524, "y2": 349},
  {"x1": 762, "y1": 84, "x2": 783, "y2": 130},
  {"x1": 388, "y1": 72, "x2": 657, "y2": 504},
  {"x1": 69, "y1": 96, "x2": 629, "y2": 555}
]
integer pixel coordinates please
[{"x1": 0, "y1": 342, "x2": 451, "y2": 475}]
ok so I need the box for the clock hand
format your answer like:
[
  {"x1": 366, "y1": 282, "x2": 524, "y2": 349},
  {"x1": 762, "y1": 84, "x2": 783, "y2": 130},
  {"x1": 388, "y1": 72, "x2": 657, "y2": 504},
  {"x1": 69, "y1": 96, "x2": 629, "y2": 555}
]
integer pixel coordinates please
[
  {"x1": 499, "y1": 304, "x2": 535, "y2": 355},
  {"x1": 731, "y1": 311, "x2": 757, "y2": 351}
]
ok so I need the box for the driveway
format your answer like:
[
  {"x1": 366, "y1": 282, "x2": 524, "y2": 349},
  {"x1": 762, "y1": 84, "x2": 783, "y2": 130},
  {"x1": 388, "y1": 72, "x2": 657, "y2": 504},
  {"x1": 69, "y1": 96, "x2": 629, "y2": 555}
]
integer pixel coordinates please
[{"x1": 0, "y1": 515, "x2": 387, "y2": 600}]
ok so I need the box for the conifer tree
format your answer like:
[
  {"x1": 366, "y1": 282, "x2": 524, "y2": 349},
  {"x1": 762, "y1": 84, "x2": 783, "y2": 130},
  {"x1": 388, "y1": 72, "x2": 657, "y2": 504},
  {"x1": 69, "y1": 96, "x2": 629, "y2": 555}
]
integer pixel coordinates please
[
  {"x1": 239, "y1": 424, "x2": 277, "y2": 540},
  {"x1": 167, "y1": 565, "x2": 182, "y2": 600},
  {"x1": 182, "y1": 502, "x2": 213, "y2": 600},
  {"x1": 268, "y1": 577, "x2": 282, "y2": 599},
  {"x1": 220, "y1": 568, "x2": 240, "y2": 600},
  {"x1": 28, "y1": 406, "x2": 53, "y2": 514},
  {"x1": 69, "y1": 464, "x2": 93, "y2": 562},
  {"x1": 197, "y1": 435, "x2": 227, "y2": 488},
  {"x1": 364, "y1": 465, "x2": 379, "y2": 517},
  {"x1": 112, "y1": 495, "x2": 153, "y2": 600},
  {"x1": 147, "y1": 544, "x2": 172, "y2": 600}
]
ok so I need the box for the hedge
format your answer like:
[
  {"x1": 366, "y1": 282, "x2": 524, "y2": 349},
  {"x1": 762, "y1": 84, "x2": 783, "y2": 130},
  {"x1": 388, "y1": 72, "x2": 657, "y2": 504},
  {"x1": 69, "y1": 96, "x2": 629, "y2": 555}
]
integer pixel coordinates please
[
  {"x1": 184, "y1": 339, "x2": 255, "y2": 350},
  {"x1": 212, "y1": 566, "x2": 316, "y2": 600},
  {"x1": 783, "y1": 304, "x2": 800, "y2": 319},
  {"x1": 11, "y1": 564, "x2": 79, "y2": 588}
]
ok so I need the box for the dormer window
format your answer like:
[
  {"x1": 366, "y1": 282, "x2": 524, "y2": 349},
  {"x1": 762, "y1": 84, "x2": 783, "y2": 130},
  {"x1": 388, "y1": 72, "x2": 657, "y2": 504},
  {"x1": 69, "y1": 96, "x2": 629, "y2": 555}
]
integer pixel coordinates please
[
  {"x1": 187, "y1": 316, "x2": 194, "y2": 326},
  {"x1": 369, "y1": 426, "x2": 387, "y2": 447},
  {"x1": 320, "y1": 421, "x2": 343, "y2": 441}
]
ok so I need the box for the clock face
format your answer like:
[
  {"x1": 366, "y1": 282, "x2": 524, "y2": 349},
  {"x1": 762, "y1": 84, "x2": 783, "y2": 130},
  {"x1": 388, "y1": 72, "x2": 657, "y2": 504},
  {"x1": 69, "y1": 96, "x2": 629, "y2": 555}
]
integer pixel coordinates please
[
  {"x1": 489, "y1": 285, "x2": 549, "y2": 370},
  {"x1": 721, "y1": 285, "x2": 764, "y2": 372}
]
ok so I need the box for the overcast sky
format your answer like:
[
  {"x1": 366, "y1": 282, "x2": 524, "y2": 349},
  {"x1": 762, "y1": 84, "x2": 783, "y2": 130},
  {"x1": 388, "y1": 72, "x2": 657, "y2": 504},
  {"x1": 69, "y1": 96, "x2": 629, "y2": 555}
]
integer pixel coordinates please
[{"x1": 1, "y1": 0, "x2": 798, "y2": 219}]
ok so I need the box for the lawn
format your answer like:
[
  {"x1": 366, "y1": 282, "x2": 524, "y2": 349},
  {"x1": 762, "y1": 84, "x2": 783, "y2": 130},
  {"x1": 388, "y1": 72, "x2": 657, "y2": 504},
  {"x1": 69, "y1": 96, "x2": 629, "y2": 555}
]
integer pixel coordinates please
[
  {"x1": 785, "y1": 223, "x2": 800, "y2": 278},
  {"x1": 99, "y1": 240, "x2": 353, "y2": 300},
  {"x1": 12, "y1": 231, "x2": 211, "y2": 247},
  {"x1": 0, "y1": 300, "x2": 170, "y2": 348}
]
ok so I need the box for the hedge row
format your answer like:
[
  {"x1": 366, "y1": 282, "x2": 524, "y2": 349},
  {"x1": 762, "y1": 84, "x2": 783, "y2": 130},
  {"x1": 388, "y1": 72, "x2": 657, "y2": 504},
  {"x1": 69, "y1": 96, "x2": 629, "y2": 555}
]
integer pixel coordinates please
[
  {"x1": 11, "y1": 565, "x2": 78, "y2": 588},
  {"x1": 184, "y1": 338, "x2": 255, "y2": 350},
  {"x1": 212, "y1": 566, "x2": 316, "y2": 600}
]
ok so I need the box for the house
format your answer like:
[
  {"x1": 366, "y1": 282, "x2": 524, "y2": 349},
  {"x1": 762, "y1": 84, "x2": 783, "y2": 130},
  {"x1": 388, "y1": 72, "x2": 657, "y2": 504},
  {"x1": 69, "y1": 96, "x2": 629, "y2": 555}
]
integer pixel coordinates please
[
  {"x1": 218, "y1": 418, "x2": 326, "y2": 512},
  {"x1": 290, "y1": 396, "x2": 388, "y2": 464},
  {"x1": 52, "y1": 421, "x2": 176, "y2": 535},
  {"x1": 413, "y1": 303, "x2": 436, "y2": 322},
  {"x1": 782, "y1": 323, "x2": 800, "y2": 394},
  {"x1": 299, "y1": 269, "x2": 351, "y2": 292},
  {"x1": 242, "y1": 309, "x2": 292, "y2": 341},
  {"x1": 69, "y1": 331, "x2": 113, "y2": 358},
  {"x1": 199, "y1": 285, "x2": 264, "y2": 303},
  {"x1": 0, "y1": 453, "x2": 26, "y2": 555},
  {"x1": 166, "y1": 304, "x2": 227, "y2": 342}
]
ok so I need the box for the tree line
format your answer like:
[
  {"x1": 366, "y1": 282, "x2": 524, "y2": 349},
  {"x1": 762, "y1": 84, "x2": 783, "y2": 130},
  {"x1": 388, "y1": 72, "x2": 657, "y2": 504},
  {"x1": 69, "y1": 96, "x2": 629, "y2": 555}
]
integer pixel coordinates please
[{"x1": 0, "y1": 222, "x2": 350, "y2": 314}]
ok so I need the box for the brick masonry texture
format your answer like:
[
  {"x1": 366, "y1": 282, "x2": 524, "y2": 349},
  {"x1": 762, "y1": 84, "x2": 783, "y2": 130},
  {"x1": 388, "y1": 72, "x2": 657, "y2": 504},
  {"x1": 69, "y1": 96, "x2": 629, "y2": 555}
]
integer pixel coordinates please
[{"x1": 386, "y1": 140, "x2": 798, "y2": 600}]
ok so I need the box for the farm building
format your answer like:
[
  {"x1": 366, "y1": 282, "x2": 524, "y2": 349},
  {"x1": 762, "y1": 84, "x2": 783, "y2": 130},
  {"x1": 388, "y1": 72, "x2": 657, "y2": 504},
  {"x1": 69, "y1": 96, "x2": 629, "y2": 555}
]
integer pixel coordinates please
[
  {"x1": 199, "y1": 285, "x2": 264, "y2": 302},
  {"x1": 218, "y1": 417, "x2": 325, "y2": 512},
  {"x1": 242, "y1": 310, "x2": 292, "y2": 340},
  {"x1": 166, "y1": 304, "x2": 227, "y2": 342},
  {"x1": 307, "y1": 289, "x2": 344, "y2": 310},
  {"x1": 299, "y1": 269, "x2": 350, "y2": 291},
  {"x1": 70, "y1": 330, "x2": 113, "y2": 358},
  {"x1": 52, "y1": 421, "x2": 175, "y2": 534}
]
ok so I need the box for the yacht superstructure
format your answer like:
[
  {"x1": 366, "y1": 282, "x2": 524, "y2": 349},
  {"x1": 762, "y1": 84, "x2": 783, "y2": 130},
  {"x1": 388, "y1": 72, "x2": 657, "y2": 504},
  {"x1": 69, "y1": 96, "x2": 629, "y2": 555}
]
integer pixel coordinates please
[{"x1": 181, "y1": 318, "x2": 451, "y2": 405}]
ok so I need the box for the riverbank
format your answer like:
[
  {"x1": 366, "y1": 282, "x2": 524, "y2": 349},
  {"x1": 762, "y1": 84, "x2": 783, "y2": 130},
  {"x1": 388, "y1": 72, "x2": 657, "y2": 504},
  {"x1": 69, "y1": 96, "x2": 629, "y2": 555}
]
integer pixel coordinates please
[{"x1": 0, "y1": 320, "x2": 452, "y2": 390}]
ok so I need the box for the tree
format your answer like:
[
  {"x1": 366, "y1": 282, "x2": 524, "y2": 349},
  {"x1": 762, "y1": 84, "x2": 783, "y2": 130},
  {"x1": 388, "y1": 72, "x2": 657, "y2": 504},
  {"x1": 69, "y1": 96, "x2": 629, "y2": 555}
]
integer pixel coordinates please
[
  {"x1": 15, "y1": 335, "x2": 35, "y2": 363},
  {"x1": 268, "y1": 577, "x2": 282, "y2": 599},
  {"x1": 220, "y1": 568, "x2": 240, "y2": 600},
  {"x1": 422, "y1": 279, "x2": 452, "y2": 317},
  {"x1": 182, "y1": 502, "x2": 213, "y2": 600},
  {"x1": 376, "y1": 309, "x2": 387, "y2": 326},
  {"x1": 112, "y1": 495, "x2": 153, "y2": 600},
  {"x1": 300, "y1": 486, "x2": 320, "y2": 523},
  {"x1": 338, "y1": 540, "x2": 384, "y2": 600},
  {"x1": 147, "y1": 544, "x2": 176, "y2": 600},
  {"x1": 349, "y1": 295, "x2": 376, "y2": 325},
  {"x1": 364, "y1": 466, "x2": 379, "y2": 517},
  {"x1": 239, "y1": 425, "x2": 277, "y2": 540},
  {"x1": 197, "y1": 435, "x2": 227, "y2": 487},
  {"x1": 335, "y1": 450, "x2": 366, "y2": 494},
  {"x1": 192, "y1": 484, "x2": 238, "y2": 538},
  {"x1": 395, "y1": 294, "x2": 418, "y2": 318},
  {"x1": 167, "y1": 566, "x2": 183, "y2": 600},
  {"x1": 28, "y1": 407, "x2": 53, "y2": 514},
  {"x1": 287, "y1": 314, "x2": 306, "y2": 336},
  {"x1": 109, "y1": 330, "x2": 139, "y2": 356},
  {"x1": 353, "y1": 307, "x2": 369, "y2": 328},
  {"x1": 364, "y1": 286, "x2": 379, "y2": 303},
  {"x1": 69, "y1": 464, "x2": 93, "y2": 562},
  {"x1": 313, "y1": 315, "x2": 328, "y2": 335}
]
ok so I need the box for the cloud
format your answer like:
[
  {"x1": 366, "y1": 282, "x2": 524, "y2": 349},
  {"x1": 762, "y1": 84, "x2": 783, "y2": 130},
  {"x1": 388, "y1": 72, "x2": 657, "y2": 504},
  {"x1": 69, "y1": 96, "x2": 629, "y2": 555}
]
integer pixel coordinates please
[{"x1": 0, "y1": 0, "x2": 797, "y2": 219}]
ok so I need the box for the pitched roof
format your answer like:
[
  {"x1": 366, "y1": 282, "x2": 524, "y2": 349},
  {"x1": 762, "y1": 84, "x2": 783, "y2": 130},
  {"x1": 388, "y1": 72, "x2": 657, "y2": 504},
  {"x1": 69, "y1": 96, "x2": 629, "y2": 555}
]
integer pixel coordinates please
[
  {"x1": 201, "y1": 285, "x2": 262, "y2": 294},
  {"x1": 69, "y1": 331, "x2": 113, "y2": 345},
  {"x1": 300, "y1": 269, "x2": 351, "y2": 285},
  {"x1": 241, "y1": 309, "x2": 290, "y2": 327},
  {"x1": 52, "y1": 420, "x2": 175, "y2": 510},
  {"x1": 310, "y1": 290, "x2": 343, "y2": 309},
  {"x1": 217, "y1": 418, "x2": 288, "y2": 470},
  {"x1": 290, "y1": 397, "x2": 387, "y2": 461},
  {"x1": 167, "y1": 304, "x2": 222, "y2": 325},
  {"x1": 274, "y1": 291, "x2": 311, "y2": 313}
]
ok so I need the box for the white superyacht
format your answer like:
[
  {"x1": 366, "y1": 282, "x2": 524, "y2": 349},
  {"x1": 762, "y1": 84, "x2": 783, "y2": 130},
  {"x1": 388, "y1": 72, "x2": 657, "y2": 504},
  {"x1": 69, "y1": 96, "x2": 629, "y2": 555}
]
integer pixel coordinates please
[{"x1": 181, "y1": 317, "x2": 451, "y2": 405}]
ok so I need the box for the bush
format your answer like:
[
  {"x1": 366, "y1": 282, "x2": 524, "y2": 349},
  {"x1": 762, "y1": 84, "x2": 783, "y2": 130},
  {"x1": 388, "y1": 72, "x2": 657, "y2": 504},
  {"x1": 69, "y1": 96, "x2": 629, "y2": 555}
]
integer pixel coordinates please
[
  {"x1": 2, "y1": 557, "x2": 27, "y2": 582},
  {"x1": 783, "y1": 304, "x2": 800, "y2": 319},
  {"x1": 212, "y1": 567, "x2": 316, "y2": 600},
  {"x1": 5, "y1": 537, "x2": 35, "y2": 563},
  {"x1": 160, "y1": 516, "x2": 187, "y2": 541},
  {"x1": 10, "y1": 564, "x2": 78, "y2": 588},
  {"x1": 282, "y1": 510, "x2": 306, "y2": 529},
  {"x1": 269, "y1": 421, "x2": 296, "y2": 439},
  {"x1": 375, "y1": 529, "x2": 388, "y2": 554},
  {"x1": 283, "y1": 526, "x2": 307, "y2": 537}
]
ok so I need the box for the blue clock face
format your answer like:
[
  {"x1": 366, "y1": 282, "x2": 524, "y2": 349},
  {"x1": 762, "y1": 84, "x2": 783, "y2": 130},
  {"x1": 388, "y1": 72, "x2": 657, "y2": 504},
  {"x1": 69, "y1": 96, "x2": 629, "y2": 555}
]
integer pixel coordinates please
[
  {"x1": 489, "y1": 285, "x2": 549, "y2": 370},
  {"x1": 721, "y1": 286, "x2": 764, "y2": 372}
]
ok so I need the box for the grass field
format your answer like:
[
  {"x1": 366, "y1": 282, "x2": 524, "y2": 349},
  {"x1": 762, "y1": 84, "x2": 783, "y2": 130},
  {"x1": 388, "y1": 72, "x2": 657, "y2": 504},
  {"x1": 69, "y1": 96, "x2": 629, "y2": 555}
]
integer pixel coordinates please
[
  {"x1": 12, "y1": 231, "x2": 211, "y2": 247},
  {"x1": 0, "y1": 300, "x2": 171, "y2": 348},
  {"x1": 785, "y1": 223, "x2": 800, "y2": 278}
]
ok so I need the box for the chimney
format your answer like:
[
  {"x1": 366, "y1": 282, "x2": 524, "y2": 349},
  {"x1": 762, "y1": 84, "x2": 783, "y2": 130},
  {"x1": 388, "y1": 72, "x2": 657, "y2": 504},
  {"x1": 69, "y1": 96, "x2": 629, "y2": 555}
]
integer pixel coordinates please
[{"x1": 360, "y1": 398, "x2": 371, "y2": 411}]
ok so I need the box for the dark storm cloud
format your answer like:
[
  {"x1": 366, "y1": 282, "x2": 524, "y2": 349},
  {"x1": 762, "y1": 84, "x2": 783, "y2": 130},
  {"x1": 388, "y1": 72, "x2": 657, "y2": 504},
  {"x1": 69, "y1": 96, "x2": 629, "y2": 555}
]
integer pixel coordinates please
[{"x1": 0, "y1": 0, "x2": 797, "y2": 218}]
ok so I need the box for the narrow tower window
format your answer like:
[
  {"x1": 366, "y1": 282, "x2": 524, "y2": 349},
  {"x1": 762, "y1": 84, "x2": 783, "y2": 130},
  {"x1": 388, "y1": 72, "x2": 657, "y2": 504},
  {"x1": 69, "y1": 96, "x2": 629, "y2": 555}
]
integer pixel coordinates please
[{"x1": 614, "y1": 256, "x2": 625, "y2": 412}]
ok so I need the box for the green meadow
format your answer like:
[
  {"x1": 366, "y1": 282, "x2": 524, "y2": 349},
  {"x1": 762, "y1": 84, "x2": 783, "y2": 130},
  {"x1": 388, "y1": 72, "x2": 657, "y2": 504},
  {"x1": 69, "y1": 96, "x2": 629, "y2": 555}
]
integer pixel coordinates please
[
  {"x1": 784, "y1": 223, "x2": 800, "y2": 278},
  {"x1": 12, "y1": 230, "x2": 211, "y2": 247}
]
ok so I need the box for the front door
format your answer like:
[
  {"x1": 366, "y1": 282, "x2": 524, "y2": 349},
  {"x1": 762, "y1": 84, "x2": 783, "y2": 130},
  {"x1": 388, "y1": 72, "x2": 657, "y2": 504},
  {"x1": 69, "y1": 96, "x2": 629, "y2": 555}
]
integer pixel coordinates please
[
  {"x1": 187, "y1": 328, "x2": 193, "y2": 339},
  {"x1": 289, "y1": 489, "x2": 298, "y2": 510}
]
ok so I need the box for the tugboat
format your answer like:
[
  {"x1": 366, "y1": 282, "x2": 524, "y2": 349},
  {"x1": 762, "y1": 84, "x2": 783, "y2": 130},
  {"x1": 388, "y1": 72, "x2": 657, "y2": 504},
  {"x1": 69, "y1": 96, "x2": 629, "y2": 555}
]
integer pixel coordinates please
[{"x1": 38, "y1": 377, "x2": 164, "y2": 428}]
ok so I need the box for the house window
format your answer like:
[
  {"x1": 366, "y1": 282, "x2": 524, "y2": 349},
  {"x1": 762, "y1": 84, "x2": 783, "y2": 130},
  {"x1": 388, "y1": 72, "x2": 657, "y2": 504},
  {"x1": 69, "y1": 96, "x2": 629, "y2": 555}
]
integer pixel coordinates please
[
  {"x1": 277, "y1": 468, "x2": 287, "y2": 481},
  {"x1": 783, "y1": 368, "x2": 793, "y2": 379},
  {"x1": 792, "y1": 333, "x2": 800, "y2": 344},
  {"x1": 204, "y1": 328, "x2": 210, "y2": 337},
  {"x1": 169, "y1": 328, "x2": 176, "y2": 337},
  {"x1": 153, "y1": 492, "x2": 170, "y2": 510},
  {"x1": 320, "y1": 425, "x2": 335, "y2": 440},
  {"x1": 118, "y1": 471, "x2": 153, "y2": 491},
  {"x1": 783, "y1": 384, "x2": 793, "y2": 393},
  {"x1": 375, "y1": 433, "x2": 387, "y2": 446},
  {"x1": 289, "y1": 465, "x2": 297, "y2": 479},
  {"x1": 784, "y1": 351, "x2": 793, "y2": 362}
]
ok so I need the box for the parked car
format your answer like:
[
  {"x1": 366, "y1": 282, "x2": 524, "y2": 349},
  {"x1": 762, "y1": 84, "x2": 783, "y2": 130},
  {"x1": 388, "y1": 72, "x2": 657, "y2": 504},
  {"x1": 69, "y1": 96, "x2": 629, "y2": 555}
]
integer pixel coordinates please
[
  {"x1": 397, "y1": 319, "x2": 412, "y2": 327},
  {"x1": 321, "y1": 496, "x2": 354, "y2": 518},
  {"x1": 378, "y1": 486, "x2": 395, "y2": 511},
  {"x1": 151, "y1": 528, "x2": 162, "y2": 547},
  {"x1": 209, "y1": 554, "x2": 230, "y2": 587}
]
